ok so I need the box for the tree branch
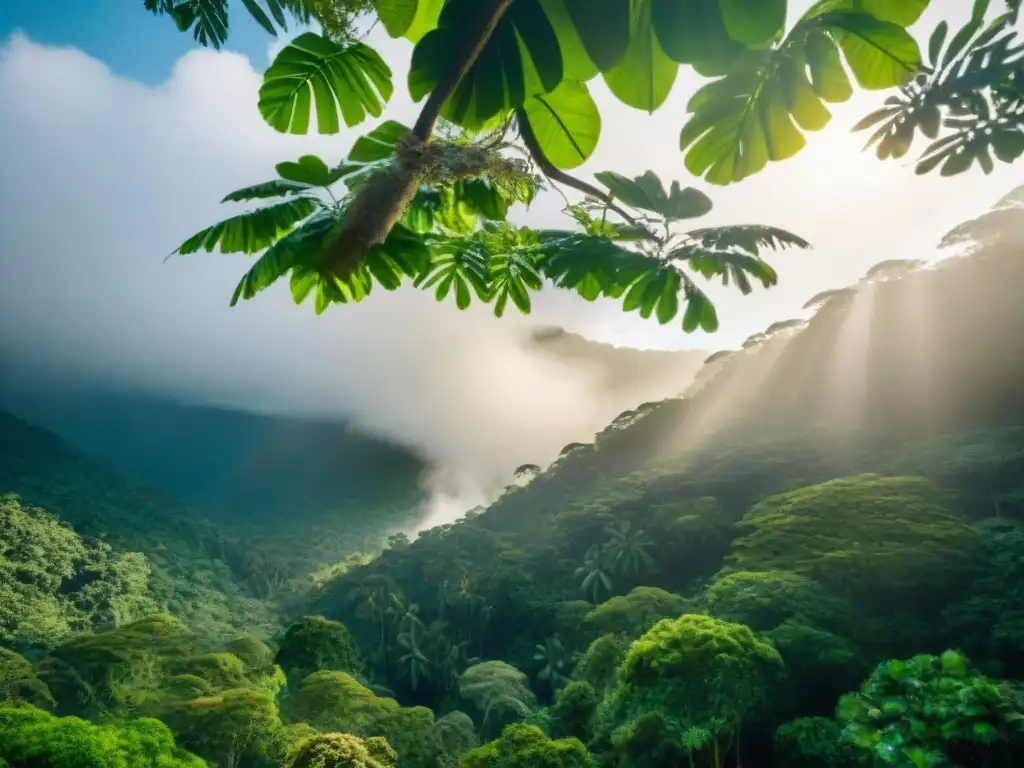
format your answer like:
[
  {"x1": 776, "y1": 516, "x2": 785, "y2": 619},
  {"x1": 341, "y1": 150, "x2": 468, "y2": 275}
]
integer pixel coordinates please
[
  {"x1": 515, "y1": 107, "x2": 652, "y2": 234},
  {"x1": 412, "y1": 0, "x2": 517, "y2": 141}
]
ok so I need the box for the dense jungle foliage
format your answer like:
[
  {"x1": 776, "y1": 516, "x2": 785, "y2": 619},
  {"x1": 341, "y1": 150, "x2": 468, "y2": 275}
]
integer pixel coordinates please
[{"x1": 3, "y1": 189, "x2": 1024, "y2": 766}]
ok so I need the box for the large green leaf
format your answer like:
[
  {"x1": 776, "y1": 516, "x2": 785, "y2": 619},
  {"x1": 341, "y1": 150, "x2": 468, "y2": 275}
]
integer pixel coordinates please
[
  {"x1": 520, "y1": 80, "x2": 601, "y2": 170},
  {"x1": 174, "y1": 198, "x2": 320, "y2": 255},
  {"x1": 376, "y1": 0, "x2": 419, "y2": 37},
  {"x1": 809, "y1": 0, "x2": 931, "y2": 27},
  {"x1": 404, "y1": 0, "x2": 445, "y2": 42},
  {"x1": 603, "y1": 0, "x2": 679, "y2": 112},
  {"x1": 821, "y1": 11, "x2": 921, "y2": 89},
  {"x1": 679, "y1": 8, "x2": 921, "y2": 184},
  {"x1": 409, "y1": 0, "x2": 563, "y2": 130},
  {"x1": 259, "y1": 33, "x2": 393, "y2": 134},
  {"x1": 651, "y1": 0, "x2": 747, "y2": 72},
  {"x1": 561, "y1": 0, "x2": 632, "y2": 71},
  {"x1": 718, "y1": 0, "x2": 787, "y2": 46},
  {"x1": 537, "y1": 0, "x2": 601, "y2": 80}
]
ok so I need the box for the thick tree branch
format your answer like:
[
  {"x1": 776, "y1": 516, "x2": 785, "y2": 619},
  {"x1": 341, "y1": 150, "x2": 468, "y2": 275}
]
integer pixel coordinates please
[
  {"x1": 412, "y1": 0, "x2": 517, "y2": 141},
  {"x1": 515, "y1": 107, "x2": 652, "y2": 234}
]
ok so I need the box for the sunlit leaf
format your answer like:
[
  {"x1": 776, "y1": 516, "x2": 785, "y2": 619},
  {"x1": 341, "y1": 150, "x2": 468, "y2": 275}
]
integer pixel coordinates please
[
  {"x1": 260, "y1": 33, "x2": 393, "y2": 134},
  {"x1": 520, "y1": 80, "x2": 601, "y2": 170},
  {"x1": 603, "y1": 0, "x2": 679, "y2": 112},
  {"x1": 680, "y1": 7, "x2": 921, "y2": 184}
]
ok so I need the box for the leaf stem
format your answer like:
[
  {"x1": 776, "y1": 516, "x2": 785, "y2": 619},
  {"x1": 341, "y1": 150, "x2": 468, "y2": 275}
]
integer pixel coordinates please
[{"x1": 412, "y1": 0, "x2": 518, "y2": 141}]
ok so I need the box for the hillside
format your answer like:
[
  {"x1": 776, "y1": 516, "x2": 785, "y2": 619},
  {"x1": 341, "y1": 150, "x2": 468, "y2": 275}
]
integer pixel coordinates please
[{"x1": 0, "y1": 411, "x2": 280, "y2": 640}]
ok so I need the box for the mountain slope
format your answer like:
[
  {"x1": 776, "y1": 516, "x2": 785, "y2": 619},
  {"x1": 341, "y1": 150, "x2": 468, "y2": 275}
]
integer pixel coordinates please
[{"x1": 0, "y1": 411, "x2": 277, "y2": 640}]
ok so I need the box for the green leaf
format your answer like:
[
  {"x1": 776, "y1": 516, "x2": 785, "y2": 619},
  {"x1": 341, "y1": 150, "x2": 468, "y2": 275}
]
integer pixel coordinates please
[
  {"x1": 652, "y1": 0, "x2": 747, "y2": 72},
  {"x1": 409, "y1": 0, "x2": 563, "y2": 130},
  {"x1": 348, "y1": 121, "x2": 411, "y2": 162},
  {"x1": 682, "y1": 285, "x2": 718, "y2": 332},
  {"x1": 376, "y1": 0, "x2": 419, "y2": 37},
  {"x1": 405, "y1": 0, "x2": 445, "y2": 42},
  {"x1": 719, "y1": 0, "x2": 787, "y2": 46},
  {"x1": 927, "y1": 20, "x2": 948, "y2": 66},
  {"x1": 816, "y1": 11, "x2": 921, "y2": 90},
  {"x1": 231, "y1": 210, "x2": 336, "y2": 305},
  {"x1": 856, "y1": 0, "x2": 930, "y2": 27},
  {"x1": 181, "y1": 0, "x2": 229, "y2": 49},
  {"x1": 415, "y1": 237, "x2": 492, "y2": 305},
  {"x1": 594, "y1": 170, "x2": 666, "y2": 213},
  {"x1": 175, "y1": 198, "x2": 319, "y2": 255},
  {"x1": 665, "y1": 182, "x2": 713, "y2": 219},
  {"x1": 687, "y1": 224, "x2": 810, "y2": 253},
  {"x1": 805, "y1": 27, "x2": 854, "y2": 102},
  {"x1": 520, "y1": 80, "x2": 601, "y2": 170},
  {"x1": 260, "y1": 33, "x2": 393, "y2": 134},
  {"x1": 241, "y1": 0, "x2": 277, "y2": 36},
  {"x1": 680, "y1": 8, "x2": 921, "y2": 184},
  {"x1": 275, "y1": 154, "x2": 332, "y2": 186},
  {"x1": 603, "y1": 0, "x2": 679, "y2": 112},
  {"x1": 221, "y1": 179, "x2": 315, "y2": 202},
  {"x1": 562, "y1": 0, "x2": 632, "y2": 70}
]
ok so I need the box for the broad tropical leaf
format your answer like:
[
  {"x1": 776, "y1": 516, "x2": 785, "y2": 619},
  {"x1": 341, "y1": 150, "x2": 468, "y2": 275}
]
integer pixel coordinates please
[
  {"x1": 260, "y1": 32, "x2": 393, "y2": 134},
  {"x1": 174, "y1": 198, "x2": 320, "y2": 255},
  {"x1": 409, "y1": 0, "x2": 564, "y2": 130},
  {"x1": 718, "y1": 0, "x2": 788, "y2": 47},
  {"x1": 680, "y1": 7, "x2": 922, "y2": 184},
  {"x1": 561, "y1": 0, "x2": 632, "y2": 71},
  {"x1": 651, "y1": 0, "x2": 748, "y2": 74},
  {"x1": 603, "y1": 0, "x2": 679, "y2": 112},
  {"x1": 854, "y1": 8, "x2": 1024, "y2": 176},
  {"x1": 520, "y1": 80, "x2": 601, "y2": 170}
]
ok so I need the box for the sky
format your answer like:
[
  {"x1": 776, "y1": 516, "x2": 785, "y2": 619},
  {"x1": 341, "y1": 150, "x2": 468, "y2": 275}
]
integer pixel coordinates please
[{"x1": 0, "y1": 0, "x2": 1021, "y2": 501}]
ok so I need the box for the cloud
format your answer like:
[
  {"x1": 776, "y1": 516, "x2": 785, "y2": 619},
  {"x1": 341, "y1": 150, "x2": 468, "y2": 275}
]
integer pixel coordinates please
[{"x1": 0, "y1": 31, "x2": 690, "y2": 510}]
